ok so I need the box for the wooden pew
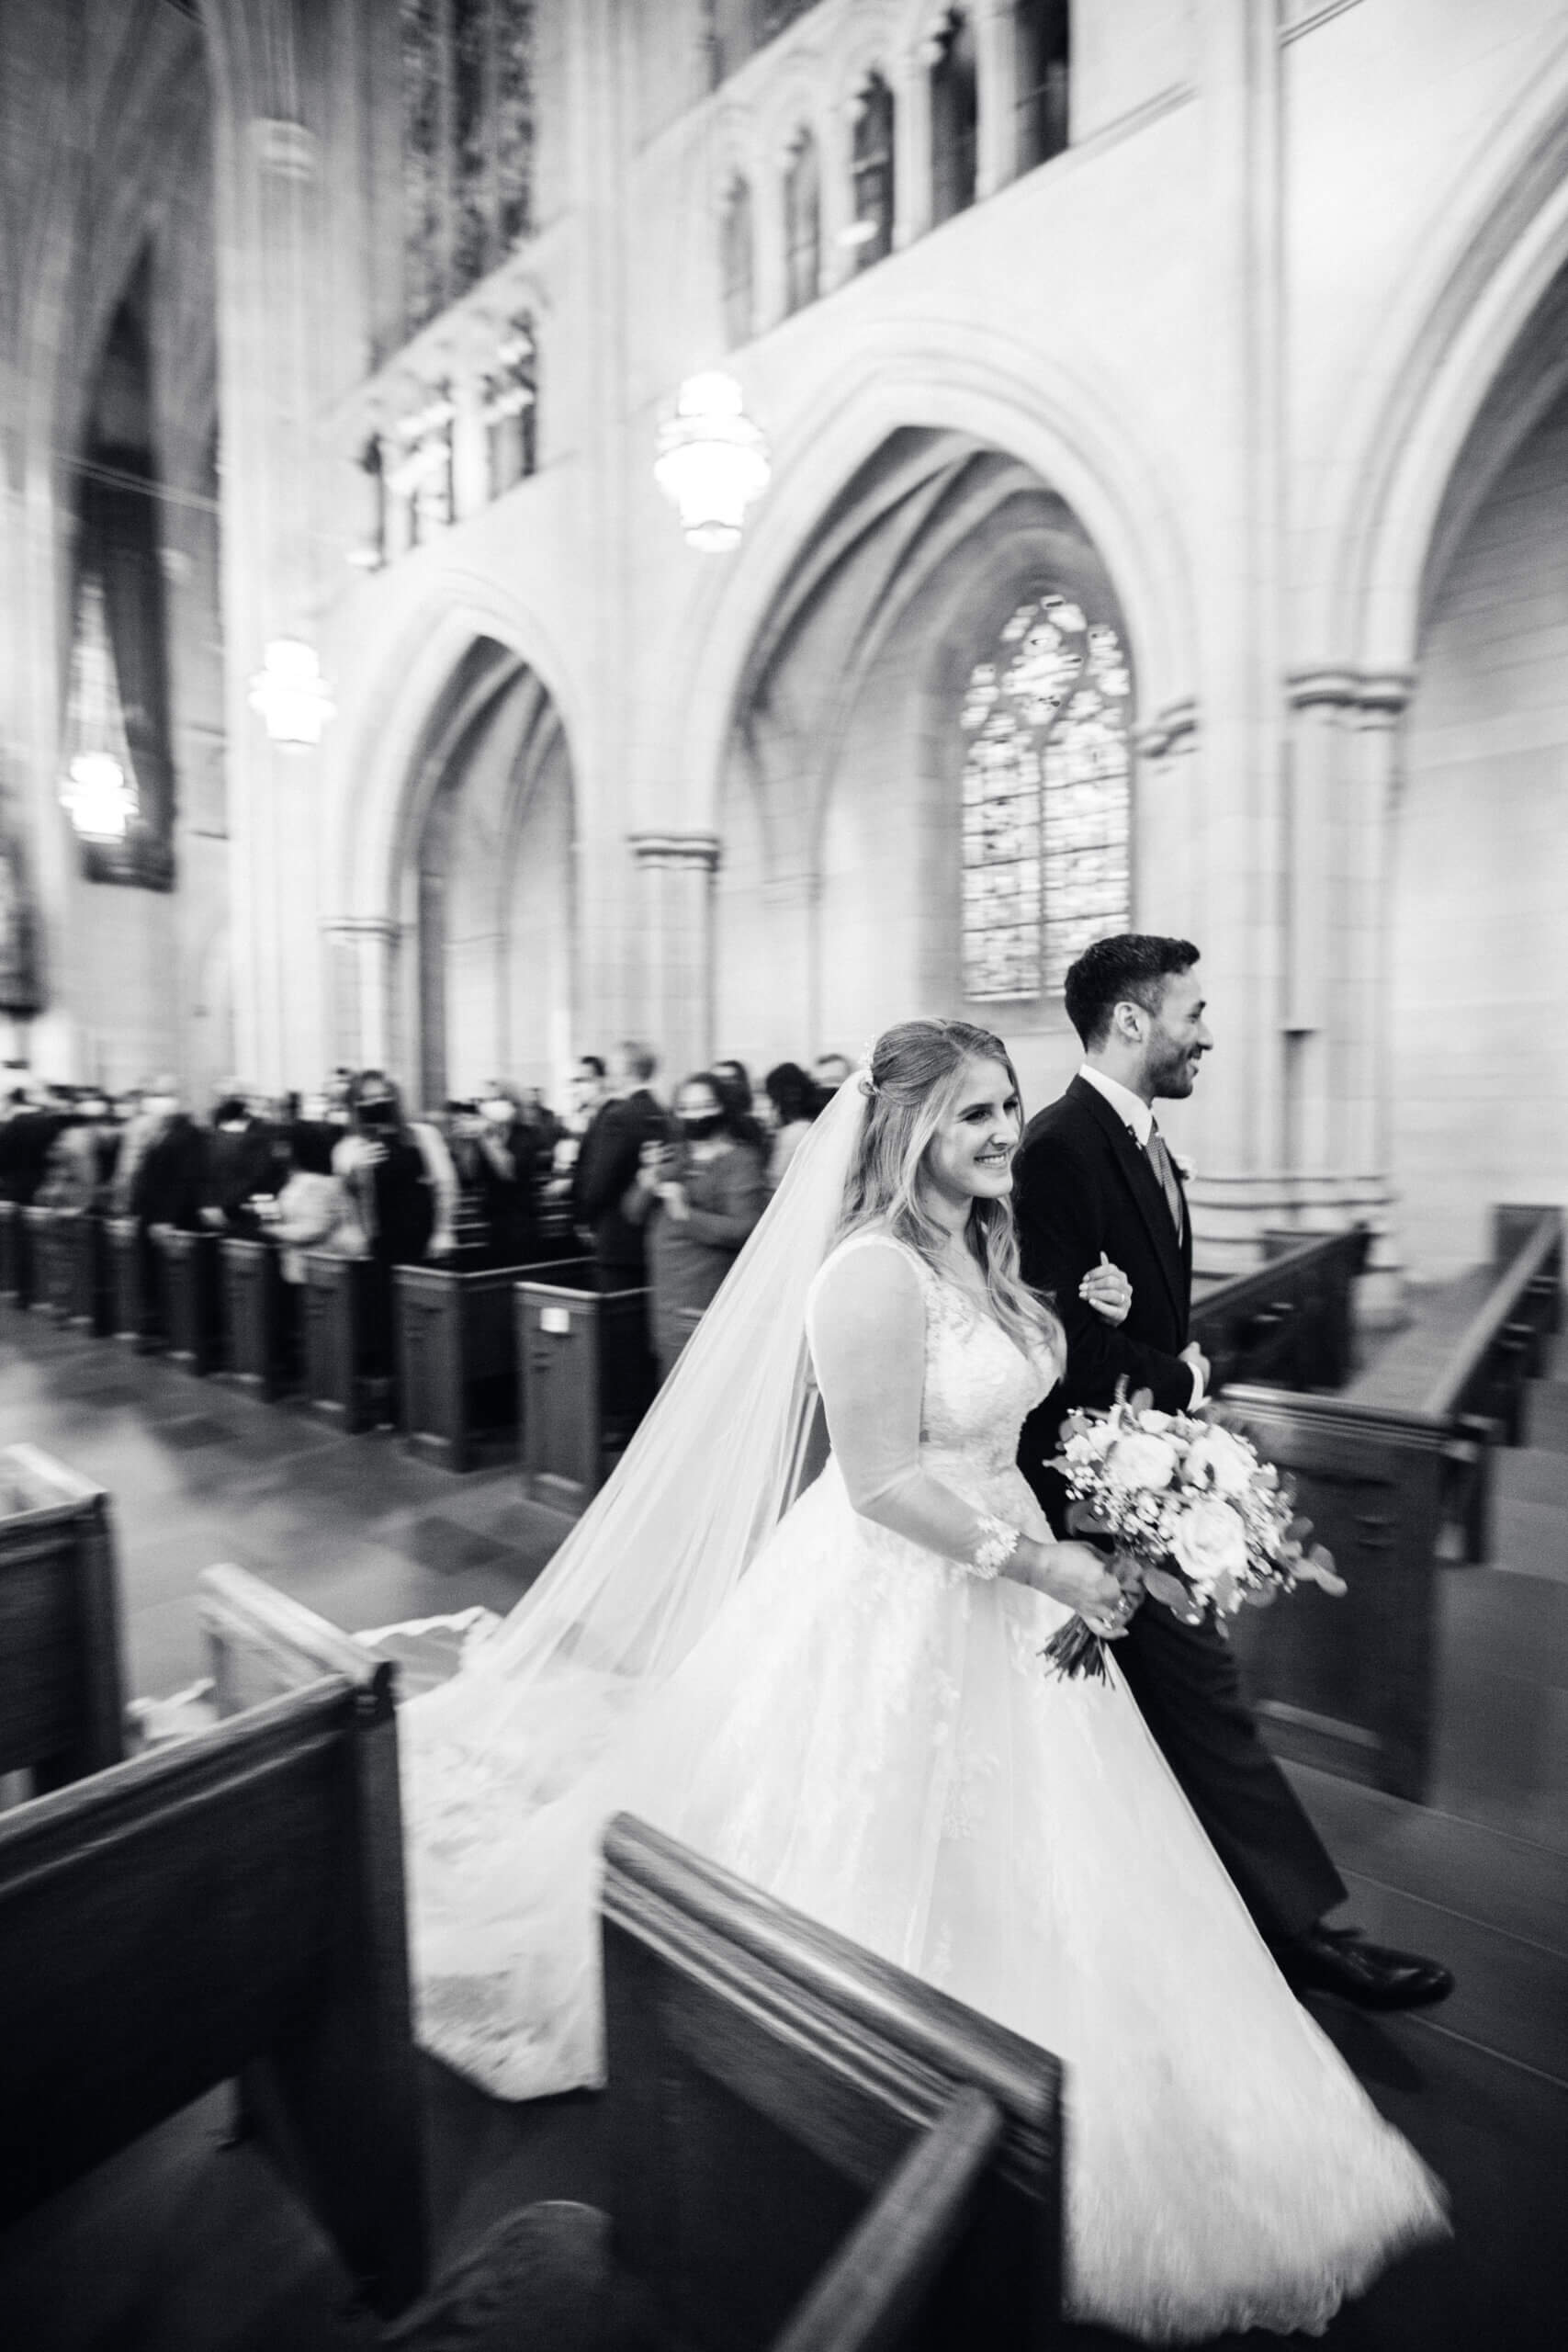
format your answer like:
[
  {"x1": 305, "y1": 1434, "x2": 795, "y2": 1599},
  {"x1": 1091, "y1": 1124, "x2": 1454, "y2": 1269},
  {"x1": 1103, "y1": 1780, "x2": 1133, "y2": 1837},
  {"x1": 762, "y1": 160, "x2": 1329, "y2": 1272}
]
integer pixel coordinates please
[
  {"x1": 0, "y1": 1669, "x2": 429, "y2": 2317},
  {"x1": 198, "y1": 1561, "x2": 379, "y2": 1719},
  {"x1": 0, "y1": 1196, "x2": 33, "y2": 1306},
  {"x1": 107, "y1": 1211, "x2": 164, "y2": 1349},
  {"x1": 299, "y1": 1249, "x2": 376, "y2": 1430},
  {"x1": 396, "y1": 1253, "x2": 560, "y2": 1472},
  {"x1": 1191, "y1": 1226, "x2": 1371, "y2": 1396},
  {"x1": 0, "y1": 1444, "x2": 125, "y2": 1794},
  {"x1": 393, "y1": 1813, "x2": 1061, "y2": 2351},
  {"x1": 1219, "y1": 1388, "x2": 1460, "y2": 1803},
  {"x1": 515, "y1": 1261, "x2": 657, "y2": 1515},
  {"x1": 49, "y1": 1204, "x2": 113, "y2": 1331},
  {"x1": 22, "y1": 1203, "x2": 68, "y2": 1317},
  {"x1": 156, "y1": 1224, "x2": 225, "y2": 1375},
  {"x1": 219, "y1": 1232, "x2": 299, "y2": 1399}
]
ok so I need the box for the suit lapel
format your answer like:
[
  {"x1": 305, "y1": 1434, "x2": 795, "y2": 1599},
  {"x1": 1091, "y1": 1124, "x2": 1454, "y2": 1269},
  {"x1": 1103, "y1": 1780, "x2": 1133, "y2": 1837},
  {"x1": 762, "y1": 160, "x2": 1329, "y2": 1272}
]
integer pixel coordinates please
[{"x1": 1067, "y1": 1077, "x2": 1187, "y2": 1328}]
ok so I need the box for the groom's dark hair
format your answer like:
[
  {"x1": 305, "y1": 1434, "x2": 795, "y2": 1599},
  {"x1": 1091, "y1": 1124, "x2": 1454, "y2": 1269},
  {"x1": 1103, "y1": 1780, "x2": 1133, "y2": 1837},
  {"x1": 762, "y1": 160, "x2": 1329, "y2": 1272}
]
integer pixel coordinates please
[{"x1": 1065, "y1": 933, "x2": 1200, "y2": 1049}]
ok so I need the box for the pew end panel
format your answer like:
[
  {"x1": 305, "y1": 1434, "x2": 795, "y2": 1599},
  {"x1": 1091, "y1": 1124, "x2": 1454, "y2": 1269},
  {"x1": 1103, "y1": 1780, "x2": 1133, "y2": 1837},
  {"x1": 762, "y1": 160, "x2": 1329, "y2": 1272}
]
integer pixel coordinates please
[
  {"x1": 157, "y1": 1226, "x2": 225, "y2": 1375},
  {"x1": 0, "y1": 1671, "x2": 429, "y2": 2317},
  {"x1": 0, "y1": 1443, "x2": 125, "y2": 1791},
  {"x1": 300, "y1": 1250, "x2": 376, "y2": 1431},
  {"x1": 1219, "y1": 1389, "x2": 1453, "y2": 1801},
  {"x1": 600, "y1": 1813, "x2": 1063, "y2": 2352},
  {"x1": 218, "y1": 1234, "x2": 299, "y2": 1398},
  {"x1": 516, "y1": 1264, "x2": 656, "y2": 1515},
  {"x1": 396, "y1": 1255, "x2": 562, "y2": 1473}
]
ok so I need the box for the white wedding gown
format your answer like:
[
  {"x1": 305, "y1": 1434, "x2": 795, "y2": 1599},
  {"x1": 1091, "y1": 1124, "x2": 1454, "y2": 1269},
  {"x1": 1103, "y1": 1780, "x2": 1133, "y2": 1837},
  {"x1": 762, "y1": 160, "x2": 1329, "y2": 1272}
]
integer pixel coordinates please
[{"x1": 399, "y1": 1231, "x2": 1446, "y2": 2342}]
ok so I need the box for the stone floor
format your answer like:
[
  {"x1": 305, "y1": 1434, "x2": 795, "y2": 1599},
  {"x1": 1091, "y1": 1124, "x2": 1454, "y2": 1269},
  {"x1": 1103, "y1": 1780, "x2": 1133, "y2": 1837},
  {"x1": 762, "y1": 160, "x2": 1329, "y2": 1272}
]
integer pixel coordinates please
[{"x1": 1, "y1": 1306, "x2": 1565, "y2": 2348}]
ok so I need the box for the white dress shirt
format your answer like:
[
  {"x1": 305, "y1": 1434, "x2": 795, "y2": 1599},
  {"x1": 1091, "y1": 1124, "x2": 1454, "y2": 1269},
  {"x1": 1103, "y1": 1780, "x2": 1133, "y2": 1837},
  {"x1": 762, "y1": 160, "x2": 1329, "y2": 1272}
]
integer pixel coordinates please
[{"x1": 1076, "y1": 1064, "x2": 1204, "y2": 1407}]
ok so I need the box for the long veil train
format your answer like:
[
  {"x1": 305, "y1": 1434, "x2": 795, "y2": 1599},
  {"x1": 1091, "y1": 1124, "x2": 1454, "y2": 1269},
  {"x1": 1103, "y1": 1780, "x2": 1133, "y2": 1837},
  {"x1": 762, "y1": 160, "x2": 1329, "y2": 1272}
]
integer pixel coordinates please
[{"x1": 392, "y1": 1074, "x2": 873, "y2": 2094}]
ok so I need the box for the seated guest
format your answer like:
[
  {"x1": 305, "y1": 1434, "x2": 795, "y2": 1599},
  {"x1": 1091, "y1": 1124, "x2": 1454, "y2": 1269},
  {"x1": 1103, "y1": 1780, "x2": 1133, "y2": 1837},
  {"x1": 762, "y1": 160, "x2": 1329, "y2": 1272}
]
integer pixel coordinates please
[
  {"x1": 762, "y1": 1060, "x2": 817, "y2": 1189},
  {"x1": 710, "y1": 1057, "x2": 767, "y2": 1152},
  {"x1": 571, "y1": 1041, "x2": 668, "y2": 1276},
  {"x1": 633, "y1": 1070, "x2": 768, "y2": 1383}
]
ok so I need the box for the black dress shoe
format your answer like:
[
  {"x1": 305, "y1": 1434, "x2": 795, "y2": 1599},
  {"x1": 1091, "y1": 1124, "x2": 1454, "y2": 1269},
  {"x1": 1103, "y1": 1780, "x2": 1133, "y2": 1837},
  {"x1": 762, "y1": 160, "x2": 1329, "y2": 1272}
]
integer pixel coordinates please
[{"x1": 1280, "y1": 1923, "x2": 1455, "y2": 2011}]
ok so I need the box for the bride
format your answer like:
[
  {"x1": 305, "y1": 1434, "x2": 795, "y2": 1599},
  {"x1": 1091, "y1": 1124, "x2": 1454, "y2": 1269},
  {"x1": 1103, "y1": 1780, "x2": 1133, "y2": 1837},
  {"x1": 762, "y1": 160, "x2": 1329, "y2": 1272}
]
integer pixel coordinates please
[{"x1": 397, "y1": 1018, "x2": 1446, "y2": 2341}]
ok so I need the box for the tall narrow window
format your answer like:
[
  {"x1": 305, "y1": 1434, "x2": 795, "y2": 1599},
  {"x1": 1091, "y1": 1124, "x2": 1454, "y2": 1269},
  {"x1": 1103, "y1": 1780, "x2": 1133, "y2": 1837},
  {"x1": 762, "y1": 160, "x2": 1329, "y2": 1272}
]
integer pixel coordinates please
[
  {"x1": 930, "y1": 11, "x2": 978, "y2": 227},
  {"x1": 960, "y1": 591, "x2": 1132, "y2": 1001},
  {"x1": 401, "y1": 0, "x2": 536, "y2": 342},
  {"x1": 720, "y1": 174, "x2": 755, "y2": 347},
  {"x1": 849, "y1": 74, "x2": 895, "y2": 269},
  {"x1": 783, "y1": 127, "x2": 820, "y2": 315},
  {"x1": 1016, "y1": 0, "x2": 1070, "y2": 173}
]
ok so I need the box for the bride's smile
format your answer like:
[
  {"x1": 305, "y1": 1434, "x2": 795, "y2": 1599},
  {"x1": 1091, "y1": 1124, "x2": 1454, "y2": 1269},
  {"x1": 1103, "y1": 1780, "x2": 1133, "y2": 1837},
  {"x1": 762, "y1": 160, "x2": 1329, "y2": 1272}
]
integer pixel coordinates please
[{"x1": 923, "y1": 1061, "x2": 1021, "y2": 1215}]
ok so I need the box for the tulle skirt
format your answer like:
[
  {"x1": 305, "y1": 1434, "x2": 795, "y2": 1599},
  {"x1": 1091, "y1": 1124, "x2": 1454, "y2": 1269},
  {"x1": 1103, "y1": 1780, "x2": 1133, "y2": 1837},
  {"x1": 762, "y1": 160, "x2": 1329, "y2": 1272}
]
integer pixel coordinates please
[{"x1": 399, "y1": 1456, "x2": 1447, "y2": 2342}]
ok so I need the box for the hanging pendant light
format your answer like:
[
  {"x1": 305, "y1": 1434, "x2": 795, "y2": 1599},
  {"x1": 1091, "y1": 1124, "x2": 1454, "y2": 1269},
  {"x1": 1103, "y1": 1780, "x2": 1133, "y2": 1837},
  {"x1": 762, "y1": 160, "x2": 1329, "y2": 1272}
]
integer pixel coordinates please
[
  {"x1": 248, "y1": 636, "x2": 335, "y2": 747},
  {"x1": 654, "y1": 371, "x2": 770, "y2": 553}
]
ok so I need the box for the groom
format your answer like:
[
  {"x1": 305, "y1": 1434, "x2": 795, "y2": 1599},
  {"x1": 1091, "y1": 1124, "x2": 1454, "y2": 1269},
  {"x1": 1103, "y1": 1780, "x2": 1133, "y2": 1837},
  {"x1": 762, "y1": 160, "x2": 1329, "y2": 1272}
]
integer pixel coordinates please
[{"x1": 1014, "y1": 933, "x2": 1452, "y2": 2011}]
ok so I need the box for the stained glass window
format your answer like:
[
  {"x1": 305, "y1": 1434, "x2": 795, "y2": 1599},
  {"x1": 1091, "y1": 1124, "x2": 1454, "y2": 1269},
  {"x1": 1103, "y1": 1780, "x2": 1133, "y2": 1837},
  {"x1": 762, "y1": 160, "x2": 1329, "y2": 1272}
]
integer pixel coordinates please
[
  {"x1": 400, "y1": 0, "x2": 536, "y2": 344},
  {"x1": 960, "y1": 592, "x2": 1132, "y2": 1001},
  {"x1": 720, "y1": 175, "x2": 754, "y2": 347},
  {"x1": 783, "y1": 127, "x2": 820, "y2": 315},
  {"x1": 930, "y1": 12, "x2": 978, "y2": 227},
  {"x1": 850, "y1": 74, "x2": 895, "y2": 269}
]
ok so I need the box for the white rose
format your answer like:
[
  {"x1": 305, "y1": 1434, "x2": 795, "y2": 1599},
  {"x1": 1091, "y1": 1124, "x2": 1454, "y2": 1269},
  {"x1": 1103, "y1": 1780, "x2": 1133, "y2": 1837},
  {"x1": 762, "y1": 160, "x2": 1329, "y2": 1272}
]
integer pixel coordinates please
[
  {"x1": 1106, "y1": 1431, "x2": 1179, "y2": 1491},
  {"x1": 1182, "y1": 1427, "x2": 1258, "y2": 1496},
  {"x1": 1169, "y1": 1496, "x2": 1249, "y2": 1589}
]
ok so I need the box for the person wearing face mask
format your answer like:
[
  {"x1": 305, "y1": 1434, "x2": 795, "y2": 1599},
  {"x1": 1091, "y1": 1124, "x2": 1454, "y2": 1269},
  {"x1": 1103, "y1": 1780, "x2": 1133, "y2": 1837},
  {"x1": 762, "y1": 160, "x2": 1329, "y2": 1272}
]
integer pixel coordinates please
[
  {"x1": 634, "y1": 1070, "x2": 768, "y2": 1383},
  {"x1": 330, "y1": 1072, "x2": 458, "y2": 1415},
  {"x1": 466, "y1": 1084, "x2": 543, "y2": 1266}
]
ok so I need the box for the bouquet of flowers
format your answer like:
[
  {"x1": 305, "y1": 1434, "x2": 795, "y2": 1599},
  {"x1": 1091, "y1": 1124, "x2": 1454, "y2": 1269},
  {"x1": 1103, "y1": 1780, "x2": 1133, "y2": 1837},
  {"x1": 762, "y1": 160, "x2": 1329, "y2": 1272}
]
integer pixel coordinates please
[{"x1": 1042, "y1": 1382, "x2": 1346, "y2": 1681}]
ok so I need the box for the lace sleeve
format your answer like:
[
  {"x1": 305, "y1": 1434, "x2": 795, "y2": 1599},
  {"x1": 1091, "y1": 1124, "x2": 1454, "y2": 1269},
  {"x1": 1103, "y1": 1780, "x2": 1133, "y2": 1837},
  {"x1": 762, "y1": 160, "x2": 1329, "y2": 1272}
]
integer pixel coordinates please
[{"x1": 810, "y1": 1237, "x2": 1027, "y2": 1582}]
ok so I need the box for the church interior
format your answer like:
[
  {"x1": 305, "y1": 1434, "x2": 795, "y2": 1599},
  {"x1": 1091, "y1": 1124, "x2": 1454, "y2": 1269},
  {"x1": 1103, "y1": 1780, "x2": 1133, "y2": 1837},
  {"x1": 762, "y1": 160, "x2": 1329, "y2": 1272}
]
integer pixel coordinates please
[{"x1": 1, "y1": 2, "x2": 1566, "y2": 2346}]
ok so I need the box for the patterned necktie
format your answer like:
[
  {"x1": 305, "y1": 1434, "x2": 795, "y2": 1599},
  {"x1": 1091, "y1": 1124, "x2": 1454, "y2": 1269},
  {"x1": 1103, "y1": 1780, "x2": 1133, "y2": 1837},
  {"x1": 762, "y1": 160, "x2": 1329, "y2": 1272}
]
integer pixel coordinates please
[{"x1": 1145, "y1": 1124, "x2": 1186, "y2": 1243}]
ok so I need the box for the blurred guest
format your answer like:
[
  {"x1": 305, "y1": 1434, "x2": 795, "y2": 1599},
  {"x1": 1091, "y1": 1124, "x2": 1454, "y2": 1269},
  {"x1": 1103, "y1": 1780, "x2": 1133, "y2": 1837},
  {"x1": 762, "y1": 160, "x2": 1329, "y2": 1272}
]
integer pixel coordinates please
[
  {"x1": 634, "y1": 1069, "x2": 768, "y2": 1382},
  {"x1": 762, "y1": 1060, "x2": 818, "y2": 1189},
  {"x1": 201, "y1": 1084, "x2": 284, "y2": 1235},
  {"x1": 710, "y1": 1057, "x2": 766, "y2": 1152},
  {"x1": 472, "y1": 1084, "x2": 544, "y2": 1264},
  {"x1": 36, "y1": 1091, "x2": 121, "y2": 1211},
  {"x1": 571, "y1": 1041, "x2": 668, "y2": 1276},
  {"x1": 519, "y1": 1085, "x2": 564, "y2": 1159},
  {"x1": 812, "y1": 1050, "x2": 852, "y2": 1111},
  {"x1": 257, "y1": 1119, "x2": 353, "y2": 1284},
  {"x1": 332, "y1": 1073, "x2": 457, "y2": 1413},
  {"x1": 0, "y1": 1080, "x2": 64, "y2": 1204},
  {"x1": 115, "y1": 1076, "x2": 206, "y2": 1230}
]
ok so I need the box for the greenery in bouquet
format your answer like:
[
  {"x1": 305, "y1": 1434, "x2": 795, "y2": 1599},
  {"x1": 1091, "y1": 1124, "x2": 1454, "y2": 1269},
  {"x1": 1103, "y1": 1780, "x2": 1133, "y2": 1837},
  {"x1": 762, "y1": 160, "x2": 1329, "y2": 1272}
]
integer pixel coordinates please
[{"x1": 1041, "y1": 1381, "x2": 1346, "y2": 1681}]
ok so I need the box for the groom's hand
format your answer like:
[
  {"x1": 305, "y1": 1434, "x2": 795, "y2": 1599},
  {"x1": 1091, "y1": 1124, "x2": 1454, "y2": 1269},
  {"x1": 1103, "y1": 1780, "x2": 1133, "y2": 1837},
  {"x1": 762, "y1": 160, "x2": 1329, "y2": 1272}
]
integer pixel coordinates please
[{"x1": 1179, "y1": 1341, "x2": 1210, "y2": 1405}]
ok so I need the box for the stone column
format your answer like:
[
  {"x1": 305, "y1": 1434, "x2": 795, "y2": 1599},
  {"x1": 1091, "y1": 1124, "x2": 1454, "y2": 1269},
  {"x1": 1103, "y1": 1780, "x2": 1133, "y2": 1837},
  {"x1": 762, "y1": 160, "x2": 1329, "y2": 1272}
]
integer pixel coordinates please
[
  {"x1": 321, "y1": 915, "x2": 401, "y2": 1075},
  {"x1": 975, "y1": 2, "x2": 1020, "y2": 199},
  {"x1": 628, "y1": 831, "x2": 721, "y2": 1081},
  {"x1": 214, "y1": 107, "x2": 334, "y2": 1092}
]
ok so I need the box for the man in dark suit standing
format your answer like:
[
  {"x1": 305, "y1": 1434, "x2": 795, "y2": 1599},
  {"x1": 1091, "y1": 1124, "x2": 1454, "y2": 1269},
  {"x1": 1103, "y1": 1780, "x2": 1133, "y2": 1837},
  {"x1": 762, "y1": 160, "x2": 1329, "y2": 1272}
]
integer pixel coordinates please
[
  {"x1": 571, "y1": 1040, "x2": 670, "y2": 1277},
  {"x1": 1014, "y1": 933, "x2": 1451, "y2": 2011}
]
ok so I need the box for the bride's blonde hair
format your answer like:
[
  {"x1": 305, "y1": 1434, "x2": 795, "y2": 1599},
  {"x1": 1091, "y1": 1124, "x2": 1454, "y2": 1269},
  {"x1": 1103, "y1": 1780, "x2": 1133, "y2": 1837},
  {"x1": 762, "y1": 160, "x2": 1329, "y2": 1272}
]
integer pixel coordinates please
[{"x1": 838, "y1": 1019, "x2": 1062, "y2": 1360}]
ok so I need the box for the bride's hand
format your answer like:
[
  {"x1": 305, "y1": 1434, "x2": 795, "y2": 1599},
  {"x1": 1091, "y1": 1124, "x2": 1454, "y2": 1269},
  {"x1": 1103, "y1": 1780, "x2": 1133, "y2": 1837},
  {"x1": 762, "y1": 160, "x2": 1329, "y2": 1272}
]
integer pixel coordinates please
[
  {"x1": 1020, "y1": 1538, "x2": 1125, "y2": 1623},
  {"x1": 1079, "y1": 1252, "x2": 1132, "y2": 1326}
]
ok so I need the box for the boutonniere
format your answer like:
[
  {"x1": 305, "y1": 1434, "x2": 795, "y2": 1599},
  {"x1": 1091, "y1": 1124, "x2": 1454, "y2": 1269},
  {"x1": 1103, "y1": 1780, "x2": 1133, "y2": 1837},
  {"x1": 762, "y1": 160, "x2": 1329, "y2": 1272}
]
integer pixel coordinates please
[{"x1": 1171, "y1": 1151, "x2": 1196, "y2": 1185}]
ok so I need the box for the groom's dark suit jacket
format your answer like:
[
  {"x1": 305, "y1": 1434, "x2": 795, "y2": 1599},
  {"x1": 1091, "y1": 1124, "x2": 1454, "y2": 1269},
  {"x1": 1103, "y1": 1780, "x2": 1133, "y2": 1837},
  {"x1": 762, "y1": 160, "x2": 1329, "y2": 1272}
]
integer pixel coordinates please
[{"x1": 1014, "y1": 1074, "x2": 1344, "y2": 1945}]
